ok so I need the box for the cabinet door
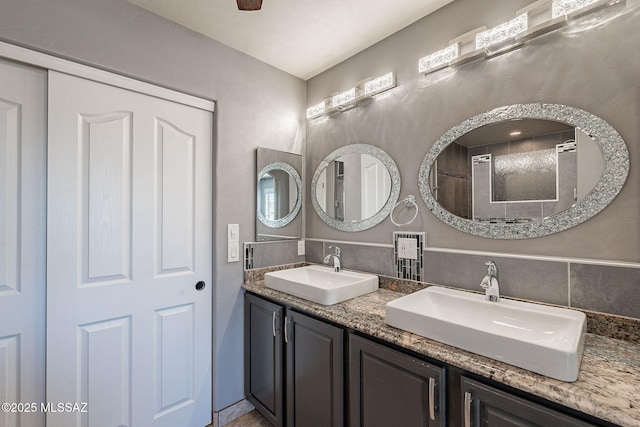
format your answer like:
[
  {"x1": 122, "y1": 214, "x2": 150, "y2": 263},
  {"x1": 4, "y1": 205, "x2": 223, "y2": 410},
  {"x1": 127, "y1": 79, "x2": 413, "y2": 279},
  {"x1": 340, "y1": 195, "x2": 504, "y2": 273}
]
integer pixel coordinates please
[
  {"x1": 350, "y1": 334, "x2": 446, "y2": 427},
  {"x1": 461, "y1": 377, "x2": 598, "y2": 427},
  {"x1": 286, "y1": 310, "x2": 344, "y2": 427},
  {"x1": 245, "y1": 293, "x2": 285, "y2": 427}
]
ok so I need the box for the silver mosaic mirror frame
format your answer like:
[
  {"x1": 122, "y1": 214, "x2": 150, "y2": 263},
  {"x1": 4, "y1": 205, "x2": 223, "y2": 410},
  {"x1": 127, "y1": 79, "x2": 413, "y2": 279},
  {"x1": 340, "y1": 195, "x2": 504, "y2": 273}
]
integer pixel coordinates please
[
  {"x1": 311, "y1": 144, "x2": 401, "y2": 232},
  {"x1": 257, "y1": 161, "x2": 303, "y2": 228},
  {"x1": 418, "y1": 103, "x2": 629, "y2": 239}
]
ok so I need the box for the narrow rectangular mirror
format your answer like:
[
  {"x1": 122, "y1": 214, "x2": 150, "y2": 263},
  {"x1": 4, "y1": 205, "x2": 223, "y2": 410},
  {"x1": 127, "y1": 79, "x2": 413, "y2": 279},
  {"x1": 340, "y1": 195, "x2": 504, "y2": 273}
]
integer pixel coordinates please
[{"x1": 256, "y1": 147, "x2": 303, "y2": 241}]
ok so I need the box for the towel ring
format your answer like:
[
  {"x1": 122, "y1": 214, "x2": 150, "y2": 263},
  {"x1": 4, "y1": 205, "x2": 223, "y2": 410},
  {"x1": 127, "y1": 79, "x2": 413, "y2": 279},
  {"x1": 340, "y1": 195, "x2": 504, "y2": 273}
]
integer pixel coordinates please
[{"x1": 390, "y1": 195, "x2": 419, "y2": 226}]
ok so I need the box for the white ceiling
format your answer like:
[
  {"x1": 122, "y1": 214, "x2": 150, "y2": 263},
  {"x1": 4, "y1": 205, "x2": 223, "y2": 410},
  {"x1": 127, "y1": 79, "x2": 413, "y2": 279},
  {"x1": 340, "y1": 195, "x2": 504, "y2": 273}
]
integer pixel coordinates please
[{"x1": 127, "y1": 0, "x2": 454, "y2": 80}]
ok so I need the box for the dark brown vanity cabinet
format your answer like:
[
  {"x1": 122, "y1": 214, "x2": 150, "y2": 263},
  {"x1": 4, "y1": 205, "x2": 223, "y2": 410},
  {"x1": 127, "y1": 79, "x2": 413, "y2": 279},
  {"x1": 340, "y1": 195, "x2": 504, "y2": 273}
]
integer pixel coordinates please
[
  {"x1": 244, "y1": 293, "x2": 344, "y2": 427},
  {"x1": 286, "y1": 310, "x2": 344, "y2": 427},
  {"x1": 460, "y1": 377, "x2": 598, "y2": 427},
  {"x1": 245, "y1": 293, "x2": 284, "y2": 426},
  {"x1": 245, "y1": 293, "x2": 610, "y2": 427},
  {"x1": 349, "y1": 334, "x2": 446, "y2": 427}
]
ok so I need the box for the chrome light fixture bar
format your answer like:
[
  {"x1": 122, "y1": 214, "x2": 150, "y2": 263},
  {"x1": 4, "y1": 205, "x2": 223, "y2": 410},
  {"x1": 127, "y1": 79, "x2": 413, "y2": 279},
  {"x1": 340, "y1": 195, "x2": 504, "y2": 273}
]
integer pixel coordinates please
[
  {"x1": 306, "y1": 72, "x2": 396, "y2": 119},
  {"x1": 515, "y1": 0, "x2": 567, "y2": 43},
  {"x1": 419, "y1": 44, "x2": 460, "y2": 74}
]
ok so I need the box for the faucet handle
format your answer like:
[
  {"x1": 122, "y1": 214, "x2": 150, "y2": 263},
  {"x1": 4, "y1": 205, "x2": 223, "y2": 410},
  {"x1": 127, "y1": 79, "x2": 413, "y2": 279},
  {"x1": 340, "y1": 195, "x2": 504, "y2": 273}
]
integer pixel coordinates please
[{"x1": 329, "y1": 245, "x2": 341, "y2": 255}]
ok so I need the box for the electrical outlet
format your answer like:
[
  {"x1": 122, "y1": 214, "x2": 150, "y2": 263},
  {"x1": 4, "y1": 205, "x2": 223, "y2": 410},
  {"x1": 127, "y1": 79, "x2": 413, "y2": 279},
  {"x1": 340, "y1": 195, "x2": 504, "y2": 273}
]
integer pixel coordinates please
[
  {"x1": 397, "y1": 237, "x2": 418, "y2": 260},
  {"x1": 297, "y1": 240, "x2": 305, "y2": 256}
]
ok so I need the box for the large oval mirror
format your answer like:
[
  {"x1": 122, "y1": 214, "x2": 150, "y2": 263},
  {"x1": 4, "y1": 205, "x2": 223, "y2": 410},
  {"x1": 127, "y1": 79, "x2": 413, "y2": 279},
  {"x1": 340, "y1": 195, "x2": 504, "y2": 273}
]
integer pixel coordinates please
[
  {"x1": 418, "y1": 104, "x2": 629, "y2": 239},
  {"x1": 257, "y1": 161, "x2": 302, "y2": 229},
  {"x1": 311, "y1": 144, "x2": 400, "y2": 231}
]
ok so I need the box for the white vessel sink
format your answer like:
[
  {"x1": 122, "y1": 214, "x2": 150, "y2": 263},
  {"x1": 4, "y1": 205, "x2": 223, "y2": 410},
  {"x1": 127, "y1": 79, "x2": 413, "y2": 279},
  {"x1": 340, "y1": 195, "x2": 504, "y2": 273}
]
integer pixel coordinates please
[
  {"x1": 264, "y1": 265, "x2": 378, "y2": 305},
  {"x1": 385, "y1": 286, "x2": 586, "y2": 382}
]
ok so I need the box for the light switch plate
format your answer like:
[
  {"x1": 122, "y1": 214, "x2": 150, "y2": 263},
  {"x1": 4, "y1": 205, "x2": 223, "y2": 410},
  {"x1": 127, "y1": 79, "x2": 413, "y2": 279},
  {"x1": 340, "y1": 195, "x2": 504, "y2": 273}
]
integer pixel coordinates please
[
  {"x1": 228, "y1": 224, "x2": 240, "y2": 262},
  {"x1": 297, "y1": 240, "x2": 305, "y2": 256},
  {"x1": 397, "y1": 237, "x2": 418, "y2": 260},
  {"x1": 228, "y1": 224, "x2": 239, "y2": 243},
  {"x1": 228, "y1": 242, "x2": 239, "y2": 263}
]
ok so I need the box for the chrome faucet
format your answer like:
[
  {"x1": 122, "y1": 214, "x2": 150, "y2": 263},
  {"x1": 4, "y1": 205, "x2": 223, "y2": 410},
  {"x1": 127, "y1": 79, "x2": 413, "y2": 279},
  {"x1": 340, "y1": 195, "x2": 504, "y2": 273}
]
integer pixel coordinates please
[
  {"x1": 323, "y1": 245, "x2": 342, "y2": 272},
  {"x1": 480, "y1": 260, "x2": 500, "y2": 302}
]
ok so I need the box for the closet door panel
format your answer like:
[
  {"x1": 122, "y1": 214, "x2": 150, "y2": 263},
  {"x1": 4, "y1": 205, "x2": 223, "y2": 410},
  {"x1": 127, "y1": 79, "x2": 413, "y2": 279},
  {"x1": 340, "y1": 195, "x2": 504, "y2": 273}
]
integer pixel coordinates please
[
  {"x1": 0, "y1": 58, "x2": 46, "y2": 427},
  {"x1": 47, "y1": 71, "x2": 213, "y2": 427},
  {"x1": 80, "y1": 111, "x2": 133, "y2": 284}
]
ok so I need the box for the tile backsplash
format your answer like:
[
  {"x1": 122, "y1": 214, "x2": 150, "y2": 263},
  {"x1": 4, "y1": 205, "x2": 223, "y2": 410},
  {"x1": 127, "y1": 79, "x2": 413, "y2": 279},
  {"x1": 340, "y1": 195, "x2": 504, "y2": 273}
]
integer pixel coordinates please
[
  {"x1": 305, "y1": 240, "x2": 396, "y2": 277},
  {"x1": 423, "y1": 251, "x2": 569, "y2": 306},
  {"x1": 245, "y1": 238, "x2": 640, "y2": 320},
  {"x1": 244, "y1": 240, "x2": 304, "y2": 270},
  {"x1": 570, "y1": 263, "x2": 640, "y2": 319}
]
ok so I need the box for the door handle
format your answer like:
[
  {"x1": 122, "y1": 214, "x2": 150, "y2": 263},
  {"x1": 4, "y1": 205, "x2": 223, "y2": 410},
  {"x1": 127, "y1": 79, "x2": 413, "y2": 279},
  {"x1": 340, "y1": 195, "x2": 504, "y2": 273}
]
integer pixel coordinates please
[
  {"x1": 195, "y1": 281, "x2": 206, "y2": 291},
  {"x1": 284, "y1": 316, "x2": 289, "y2": 343},
  {"x1": 464, "y1": 391, "x2": 472, "y2": 427},
  {"x1": 428, "y1": 377, "x2": 436, "y2": 421},
  {"x1": 272, "y1": 312, "x2": 277, "y2": 337}
]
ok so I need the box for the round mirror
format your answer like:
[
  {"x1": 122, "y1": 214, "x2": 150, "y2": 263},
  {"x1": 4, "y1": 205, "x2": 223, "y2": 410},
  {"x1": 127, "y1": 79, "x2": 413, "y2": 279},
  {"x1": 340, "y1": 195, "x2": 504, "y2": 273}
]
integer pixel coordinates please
[
  {"x1": 311, "y1": 144, "x2": 401, "y2": 231},
  {"x1": 257, "y1": 161, "x2": 302, "y2": 228},
  {"x1": 418, "y1": 104, "x2": 629, "y2": 239}
]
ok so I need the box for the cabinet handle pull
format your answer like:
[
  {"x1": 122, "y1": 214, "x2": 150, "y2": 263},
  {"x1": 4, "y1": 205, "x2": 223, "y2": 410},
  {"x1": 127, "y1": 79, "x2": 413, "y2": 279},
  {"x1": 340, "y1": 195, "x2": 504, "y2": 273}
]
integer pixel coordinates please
[
  {"x1": 464, "y1": 391, "x2": 472, "y2": 427},
  {"x1": 284, "y1": 316, "x2": 289, "y2": 343},
  {"x1": 272, "y1": 312, "x2": 277, "y2": 337},
  {"x1": 428, "y1": 377, "x2": 436, "y2": 421}
]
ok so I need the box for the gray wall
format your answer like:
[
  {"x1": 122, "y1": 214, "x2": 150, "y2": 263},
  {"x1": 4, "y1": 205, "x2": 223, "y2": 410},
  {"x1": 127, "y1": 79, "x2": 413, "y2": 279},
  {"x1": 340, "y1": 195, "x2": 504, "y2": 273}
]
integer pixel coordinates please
[
  {"x1": 0, "y1": 0, "x2": 306, "y2": 411},
  {"x1": 306, "y1": 0, "x2": 640, "y2": 263}
]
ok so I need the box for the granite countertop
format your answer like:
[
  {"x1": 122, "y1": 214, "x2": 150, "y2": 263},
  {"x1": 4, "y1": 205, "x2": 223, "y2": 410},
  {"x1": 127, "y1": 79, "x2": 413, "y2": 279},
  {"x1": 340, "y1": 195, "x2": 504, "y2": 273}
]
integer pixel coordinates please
[{"x1": 242, "y1": 279, "x2": 640, "y2": 427}]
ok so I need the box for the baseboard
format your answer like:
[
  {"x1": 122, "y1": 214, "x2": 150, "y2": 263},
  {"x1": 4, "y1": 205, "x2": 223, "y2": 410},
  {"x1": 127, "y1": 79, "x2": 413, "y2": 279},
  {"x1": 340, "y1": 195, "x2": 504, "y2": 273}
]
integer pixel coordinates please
[{"x1": 212, "y1": 399, "x2": 255, "y2": 427}]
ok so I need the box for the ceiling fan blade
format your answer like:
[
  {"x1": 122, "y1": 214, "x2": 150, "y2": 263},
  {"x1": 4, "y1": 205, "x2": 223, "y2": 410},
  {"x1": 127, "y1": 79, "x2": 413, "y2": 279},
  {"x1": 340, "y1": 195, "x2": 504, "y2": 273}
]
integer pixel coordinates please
[{"x1": 236, "y1": 0, "x2": 263, "y2": 10}]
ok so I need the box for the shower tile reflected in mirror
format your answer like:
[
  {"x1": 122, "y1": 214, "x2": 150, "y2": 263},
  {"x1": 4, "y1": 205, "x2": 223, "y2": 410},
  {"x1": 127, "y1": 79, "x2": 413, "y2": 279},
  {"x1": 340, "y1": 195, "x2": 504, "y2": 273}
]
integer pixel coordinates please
[
  {"x1": 418, "y1": 104, "x2": 626, "y2": 239},
  {"x1": 468, "y1": 128, "x2": 579, "y2": 222}
]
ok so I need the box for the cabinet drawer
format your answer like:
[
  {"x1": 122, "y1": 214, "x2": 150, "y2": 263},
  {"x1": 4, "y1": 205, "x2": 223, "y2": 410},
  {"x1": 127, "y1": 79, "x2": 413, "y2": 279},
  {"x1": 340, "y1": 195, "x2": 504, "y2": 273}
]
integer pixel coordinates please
[
  {"x1": 461, "y1": 376, "x2": 598, "y2": 427},
  {"x1": 349, "y1": 333, "x2": 446, "y2": 427}
]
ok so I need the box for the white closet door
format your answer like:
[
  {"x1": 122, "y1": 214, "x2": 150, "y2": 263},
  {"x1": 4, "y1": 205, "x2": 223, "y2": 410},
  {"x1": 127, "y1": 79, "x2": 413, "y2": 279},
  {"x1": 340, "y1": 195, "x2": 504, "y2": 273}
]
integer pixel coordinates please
[
  {"x1": 47, "y1": 71, "x2": 213, "y2": 427},
  {"x1": 0, "y1": 59, "x2": 47, "y2": 427}
]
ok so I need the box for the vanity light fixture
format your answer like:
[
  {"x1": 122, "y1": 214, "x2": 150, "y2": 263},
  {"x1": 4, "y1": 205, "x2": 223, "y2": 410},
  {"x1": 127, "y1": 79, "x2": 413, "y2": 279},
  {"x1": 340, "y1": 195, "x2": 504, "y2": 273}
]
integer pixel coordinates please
[
  {"x1": 306, "y1": 72, "x2": 396, "y2": 119},
  {"x1": 515, "y1": 0, "x2": 567, "y2": 43},
  {"x1": 306, "y1": 100, "x2": 328, "y2": 119},
  {"x1": 364, "y1": 72, "x2": 396, "y2": 96},
  {"x1": 332, "y1": 87, "x2": 357, "y2": 110},
  {"x1": 418, "y1": 0, "x2": 623, "y2": 76},
  {"x1": 418, "y1": 44, "x2": 460, "y2": 74},
  {"x1": 476, "y1": 13, "x2": 529, "y2": 52},
  {"x1": 552, "y1": 0, "x2": 599, "y2": 17}
]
